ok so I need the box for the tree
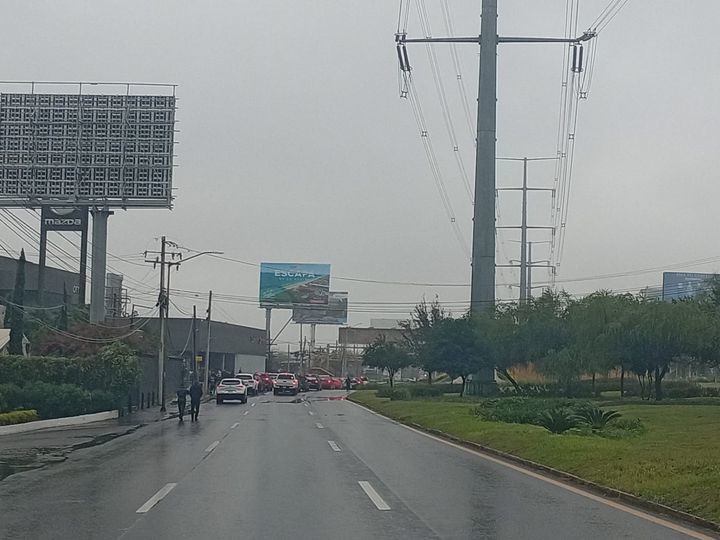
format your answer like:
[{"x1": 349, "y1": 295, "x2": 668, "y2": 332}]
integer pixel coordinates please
[
  {"x1": 362, "y1": 337, "x2": 411, "y2": 388},
  {"x1": 426, "y1": 317, "x2": 488, "y2": 396},
  {"x1": 8, "y1": 249, "x2": 26, "y2": 355},
  {"x1": 401, "y1": 297, "x2": 448, "y2": 384},
  {"x1": 621, "y1": 299, "x2": 716, "y2": 400}
]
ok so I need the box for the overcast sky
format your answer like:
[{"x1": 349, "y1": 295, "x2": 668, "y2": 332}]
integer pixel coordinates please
[{"x1": 1, "y1": 1, "x2": 719, "y2": 348}]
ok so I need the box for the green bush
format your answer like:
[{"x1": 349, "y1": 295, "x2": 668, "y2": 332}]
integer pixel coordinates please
[
  {"x1": 376, "y1": 387, "x2": 411, "y2": 400},
  {"x1": 0, "y1": 344, "x2": 140, "y2": 399},
  {"x1": 472, "y1": 397, "x2": 590, "y2": 426},
  {"x1": 537, "y1": 408, "x2": 578, "y2": 434},
  {"x1": 575, "y1": 407, "x2": 622, "y2": 430},
  {"x1": 19, "y1": 383, "x2": 117, "y2": 419},
  {"x1": 0, "y1": 383, "x2": 24, "y2": 413},
  {"x1": 601, "y1": 418, "x2": 646, "y2": 438},
  {"x1": 0, "y1": 409, "x2": 39, "y2": 426},
  {"x1": 407, "y1": 386, "x2": 444, "y2": 398}
]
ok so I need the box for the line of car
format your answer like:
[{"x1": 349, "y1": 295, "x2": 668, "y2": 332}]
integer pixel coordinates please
[{"x1": 215, "y1": 372, "x2": 367, "y2": 403}]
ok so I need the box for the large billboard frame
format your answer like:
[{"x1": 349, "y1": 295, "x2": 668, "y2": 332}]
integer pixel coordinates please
[
  {"x1": 259, "y1": 262, "x2": 331, "y2": 308},
  {"x1": 292, "y1": 291, "x2": 348, "y2": 325},
  {"x1": 662, "y1": 271, "x2": 717, "y2": 302},
  {"x1": 0, "y1": 81, "x2": 177, "y2": 209}
]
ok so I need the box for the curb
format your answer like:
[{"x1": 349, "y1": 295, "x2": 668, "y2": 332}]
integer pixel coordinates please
[
  {"x1": 348, "y1": 396, "x2": 720, "y2": 536},
  {"x1": 0, "y1": 410, "x2": 119, "y2": 436}
]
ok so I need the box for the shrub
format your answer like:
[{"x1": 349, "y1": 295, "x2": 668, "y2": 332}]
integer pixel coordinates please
[
  {"x1": 0, "y1": 383, "x2": 24, "y2": 413},
  {"x1": 376, "y1": 387, "x2": 411, "y2": 401},
  {"x1": 472, "y1": 397, "x2": 590, "y2": 426},
  {"x1": 575, "y1": 407, "x2": 622, "y2": 430},
  {"x1": 601, "y1": 418, "x2": 646, "y2": 438},
  {"x1": 407, "y1": 386, "x2": 444, "y2": 398},
  {"x1": 19, "y1": 383, "x2": 117, "y2": 419},
  {"x1": 537, "y1": 408, "x2": 578, "y2": 434},
  {"x1": 0, "y1": 409, "x2": 39, "y2": 426}
]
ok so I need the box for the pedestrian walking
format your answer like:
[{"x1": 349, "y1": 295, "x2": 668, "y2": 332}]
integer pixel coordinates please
[
  {"x1": 176, "y1": 385, "x2": 189, "y2": 422},
  {"x1": 189, "y1": 380, "x2": 203, "y2": 421},
  {"x1": 345, "y1": 375, "x2": 352, "y2": 391}
]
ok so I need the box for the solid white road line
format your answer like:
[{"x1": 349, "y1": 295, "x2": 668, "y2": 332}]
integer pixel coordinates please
[
  {"x1": 328, "y1": 440, "x2": 341, "y2": 452},
  {"x1": 136, "y1": 483, "x2": 177, "y2": 513},
  {"x1": 231, "y1": 422, "x2": 239, "y2": 429},
  {"x1": 204, "y1": 441, "x2": 220, "y2": 453},
  {"x1": 350, "y1": 401, "x2": 715, "y2": 540},
  {"x1": 308, "y1": 411, "x2": 315, "y2": 416},
  {"x1": 358, "y1": 481, "x2": 391, "y2": 511},
  {"x1": 315, "y1": 422, "x2": 324, "y2": 429}
]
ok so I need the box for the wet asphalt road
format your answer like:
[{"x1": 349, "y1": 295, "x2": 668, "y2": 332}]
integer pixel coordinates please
[{"x1": 0, "y1": 391, "x2": 715, "y2": 540}]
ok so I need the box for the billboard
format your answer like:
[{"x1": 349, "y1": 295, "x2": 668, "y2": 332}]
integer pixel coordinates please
[
  {"x1": 662, "y1": 272, "x2": 717, "y2": 302},
  {"x1": 0, "y1": 92, "x2": 176, "y2": 208},
  {"x1": 41, "y1": 206, "x2": 88, "y2": 231},
  {"x1": 292, "y1": 291, "x2": 348, "y2": 325},
  {"x1": 259, "y1": 263, "x2": 330, "y2": 307}
]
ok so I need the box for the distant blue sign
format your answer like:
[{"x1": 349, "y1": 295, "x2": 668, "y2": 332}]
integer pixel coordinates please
[
  {"x1": 662, "y1": 272, "x2": 716, "y2": 302},
  {"x1": 259, "y1": 263, "x2": 330, "y2": 307}
]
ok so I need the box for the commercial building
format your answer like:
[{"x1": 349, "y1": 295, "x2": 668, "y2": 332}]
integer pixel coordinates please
[{"x1": 144, "y1": 317, "x2": 266, "y2": 374}]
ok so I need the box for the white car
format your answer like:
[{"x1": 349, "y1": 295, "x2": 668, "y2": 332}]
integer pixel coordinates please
[
  {"x1": 216, "y1": 378, "x2": 247, "y2": 404},
  {"x1": 236, "y1": 373, "x2": 258, "y2": 396}
]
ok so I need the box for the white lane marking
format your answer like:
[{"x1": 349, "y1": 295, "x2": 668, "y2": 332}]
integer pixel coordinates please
[
  {"x1": 315, "y1": 422, "x2": 324, "y2": 429},
  {"x1": 304, "y1": 402, "x2": 309, "y2": 407},
  {"x1": 358, "y1": 481, "x2": 391, "y2": 511},
  {"x1": 328, "y1": 440, "x2": 341, "y2": 452},
  {"x1": 231, "y1": 422, "x2": 239, "y2": 429},
  {"x1": 251, "y1": 402, "x2": 256, "y2": 407},
  {"x1": 136, "y1": 483, "x2": 177, "y2": 513},
  {"x1": 349, "y1": 401, "x2": 715, "y2": 540},
  {"x1": 308, "y1": 411, "x2": 315, "y2": 416},
  {"x1": 243, "y1": 410, "x2": 249, "y2": 416},
  {"x1": 204, "y1": 440, "x2": 220, "y2": 453}
]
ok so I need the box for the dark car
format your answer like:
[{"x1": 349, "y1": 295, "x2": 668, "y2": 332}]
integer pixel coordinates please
[
  {"x1": 305, "y1": 374, "x2": 321, "y2": 391},
  {"x1": 297, "y1": 375, "x2": 310, "y2": 393}
]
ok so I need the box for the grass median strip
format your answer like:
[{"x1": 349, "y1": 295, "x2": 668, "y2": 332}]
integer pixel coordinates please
[{"x1": 350, "y1": 390, "x2": 720, "y2": 526}]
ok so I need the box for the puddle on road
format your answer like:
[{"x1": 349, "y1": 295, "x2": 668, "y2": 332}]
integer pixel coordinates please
[{"x1": 0, "y1": 449, "x2": 66, "y2": 482}]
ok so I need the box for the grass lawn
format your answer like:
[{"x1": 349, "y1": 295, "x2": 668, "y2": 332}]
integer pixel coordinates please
[{"x1": 350, "y1": 390, "x2": 720, "y2": 525}]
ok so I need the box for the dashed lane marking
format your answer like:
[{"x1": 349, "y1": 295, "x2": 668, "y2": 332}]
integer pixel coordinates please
[
  {"x1": 231, "y1": 422, "x2": 239, "y2": 429},
  {"x1": 136, "y1": 483, "x2": 177, "y2": 513},
  {"x1": 243, "y1": 411, "x2": 249, "y2": 416},
  {"x1": 315, "y1": 422, "x2": 324, "y2": 429},
  {"x1": 328, "y1": 440, "x2": 341, "y2": 452},
  {"x1": 358, "y1": 481, "x2": 391, "y2": 511},
  {"x1": 308, "y1": 411, "x2": 315, "y2": 416},
  {"x1": 204, "y1": 441, "x2": 220, "y2": 453}
]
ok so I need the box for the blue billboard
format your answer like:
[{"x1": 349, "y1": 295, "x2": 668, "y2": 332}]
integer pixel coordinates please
[
  {"x1": 259, "y1": 263, "x2": 330, "y2": 307},
  {"x1": 662, "y1": 272, "x2": 717, "y2": 302}
]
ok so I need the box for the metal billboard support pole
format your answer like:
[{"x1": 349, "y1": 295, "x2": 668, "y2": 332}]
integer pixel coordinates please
[
  {"x1": 89, "y1": 209, "x2": 111, "y2": 324},
  {"x1": 38, "y1": 220, "x2": 48, "y2": 306},
  {"x1": 265, "y1": 307, "x2": 272, "y2": 372},
  {"x1": 78, "y1": 208, "x2": 89, "y2": 305}
]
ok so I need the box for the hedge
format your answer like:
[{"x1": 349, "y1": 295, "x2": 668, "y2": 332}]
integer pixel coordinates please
[
  {"x1": 0, "y1": 382, "x2": 117, "y2": 419},
  {"x1": 0, "y1": 409, "x2": 39, "y2": 426}
]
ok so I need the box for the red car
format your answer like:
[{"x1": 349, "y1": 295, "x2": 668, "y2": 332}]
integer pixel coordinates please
[
  {"x1": 255, "y1": 372, "x2": 273, "y2": 393},
  {"x1": 319, "y1": 375, "x2": 334, "y2": 390}
]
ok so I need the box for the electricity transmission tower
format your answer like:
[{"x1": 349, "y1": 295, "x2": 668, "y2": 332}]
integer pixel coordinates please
[{"x1": 396, "y1": 0, "x2": 595, "y2": 315}]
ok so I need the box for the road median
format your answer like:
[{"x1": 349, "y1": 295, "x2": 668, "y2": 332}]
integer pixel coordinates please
[{"x1": 349, "y1": 390, "x2": 720, "y2": 534}]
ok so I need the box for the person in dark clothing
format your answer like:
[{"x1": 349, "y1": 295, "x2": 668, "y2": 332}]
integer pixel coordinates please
[
  {"x1": 345, "y1": 376, "x2": 352, "y2": 391},
  {"x1": 189, "y1": 381, "x2": 203, "y2": 421},
  {"x1": 176, "y1": 386, "x2": 189, "y2": 422}
]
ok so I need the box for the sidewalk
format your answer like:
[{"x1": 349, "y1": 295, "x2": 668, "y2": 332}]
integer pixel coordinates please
[{"x1": 0, "y1": 405, "x2": 175, "y2": 482}]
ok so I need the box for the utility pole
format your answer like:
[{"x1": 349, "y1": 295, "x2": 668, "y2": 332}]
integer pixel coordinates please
[
  {"x1": 144, "y1": 240, "x2": 221, "y2": 408},
  {"x1": 204, "y1": 290, "x2": 212, "y2": 395},
  {"x1": 396, "y1": 0, "x2": 595, "y2": 390},
  {"x1": 157, "y1": 236, "x2": 167, "y2": 411},
  {"x1": 192, "y1": 305, "x2": 197, "y2": 383}
]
